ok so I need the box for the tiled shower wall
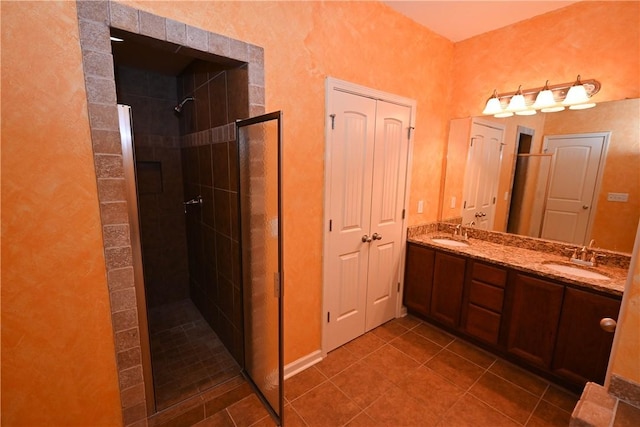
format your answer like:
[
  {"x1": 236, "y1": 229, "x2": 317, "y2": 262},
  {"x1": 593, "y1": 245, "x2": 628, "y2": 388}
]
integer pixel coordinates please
[
  {"x1": 178, "y1": 59, "x2": 249, "y2": 363},
  {"x1": 115, "y1": 66, "x2": 190, "y2": 308}
]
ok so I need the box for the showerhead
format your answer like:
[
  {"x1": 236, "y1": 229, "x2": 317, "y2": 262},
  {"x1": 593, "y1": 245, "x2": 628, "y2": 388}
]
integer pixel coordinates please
[{"x1": 174, "y1": 97, "x2": 195, "y2": 113}]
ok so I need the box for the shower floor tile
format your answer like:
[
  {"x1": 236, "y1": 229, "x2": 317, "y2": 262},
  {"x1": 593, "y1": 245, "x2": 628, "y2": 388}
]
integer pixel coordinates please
[{"x1": 148, "y1": 299, "x2": 240, "y2": 410}]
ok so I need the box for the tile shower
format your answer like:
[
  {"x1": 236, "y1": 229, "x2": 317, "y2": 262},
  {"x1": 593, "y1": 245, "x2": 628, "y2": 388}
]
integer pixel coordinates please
[{"x1": 114, "y1": 54, "x2": 248, "y2": 409}]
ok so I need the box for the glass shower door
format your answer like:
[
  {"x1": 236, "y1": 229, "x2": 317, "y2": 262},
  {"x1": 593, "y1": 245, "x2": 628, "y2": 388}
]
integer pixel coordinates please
[{"x1": 236, "y1": 111, "x2": 283, "y2": 425}]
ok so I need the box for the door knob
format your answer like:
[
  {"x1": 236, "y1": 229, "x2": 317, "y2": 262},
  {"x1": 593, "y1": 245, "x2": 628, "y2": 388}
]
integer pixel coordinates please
[
  {"x1": 599, "y1": 317, "x2": 617, "y2": 333},
  {"x1": 362, "y1": 235, "x2": 372, "y2": 243},
  {"x1": 583, "y1": 205, "x2": 590, "y2": 209},
  {"x1": 372, "y1": 233, "x2": 382, "y2": 241}
]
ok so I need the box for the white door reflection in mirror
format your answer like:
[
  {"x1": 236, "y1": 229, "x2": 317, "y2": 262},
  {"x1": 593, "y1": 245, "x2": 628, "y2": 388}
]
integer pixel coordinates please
[
  {"x1": 541, "y1": 133, "x2": 609, "y2": 245},
  {"x1": 462, "y1": 120, "x2": 505, "y2": 230}
]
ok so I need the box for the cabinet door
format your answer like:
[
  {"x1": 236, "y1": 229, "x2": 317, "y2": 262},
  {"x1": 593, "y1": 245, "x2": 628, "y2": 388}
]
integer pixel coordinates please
[
  {"x1": 552, "y1": 287, "x2": 621, "y2": 387},
  {"x1": 504, "y1": 273, "x2": 564, "y2": 368},
  {"x1": 403, "y1": 243, "x2": 435, "y2": 317},
  {"x1": 430, "y1": 252, "x2": 466, "y2": 328}
]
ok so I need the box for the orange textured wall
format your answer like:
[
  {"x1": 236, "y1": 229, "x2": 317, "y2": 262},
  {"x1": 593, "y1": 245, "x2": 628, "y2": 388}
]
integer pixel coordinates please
[
  {"x1": 2, "y1": 2, "x2": 453, "y2": 421},
  {"x1": 451, "y1": 1, "x2": 640, "y2": 119},
  {"x1": 609, "y1": 223, "x2": 640, "y2": 384},
  {"x1": 124, "y1": 0, "x2": 454, "y2": 362},
  {"x1": 1, "y1": 1, "x2": 122, "y2": 425}
]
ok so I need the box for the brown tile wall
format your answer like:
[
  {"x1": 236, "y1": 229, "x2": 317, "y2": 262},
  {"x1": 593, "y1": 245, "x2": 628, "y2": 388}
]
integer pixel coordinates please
[
  {"x1": 116, "y1": 66, "x2": 190, "y2": 307},
  {"x1": 176, "y1": 59, "x2": 248, "y2": 365},
  {"x1": 181, "y1": 129, "x2": 243, "y2": 364}
]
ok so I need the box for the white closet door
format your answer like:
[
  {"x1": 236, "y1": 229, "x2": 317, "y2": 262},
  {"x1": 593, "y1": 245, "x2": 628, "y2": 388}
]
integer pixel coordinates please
[
  {"x1": 324, "y1": 89, "x2": 411, "y2": 352},
  {"x1": 365, "y1": 100, "x2": 411, "y2": 331},
  {"x1": 325, "y1": 90, "x2": 377, "y2": 351}
]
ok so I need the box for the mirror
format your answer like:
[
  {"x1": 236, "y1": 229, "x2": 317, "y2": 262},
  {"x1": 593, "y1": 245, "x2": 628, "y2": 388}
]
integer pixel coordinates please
[{"x1": 441, "y1": 98, "x2": 639, "y2": 253}]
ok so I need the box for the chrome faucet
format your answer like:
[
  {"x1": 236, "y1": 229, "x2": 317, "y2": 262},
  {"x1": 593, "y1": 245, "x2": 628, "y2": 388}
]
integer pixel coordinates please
[
  {"x1": 453, "y1": 224, "x2": 462, "y2": 238},
  {"x1": 568, "y1": 239, "x2": 604, "y2": 267}
]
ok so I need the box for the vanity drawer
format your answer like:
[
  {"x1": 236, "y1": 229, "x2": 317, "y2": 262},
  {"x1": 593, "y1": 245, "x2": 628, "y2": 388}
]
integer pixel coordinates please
[
  {"x1": 469, "y1": 280, "x2": 504, "y2": 313},
  {"x1": 465, "y1": 304, "x2": 501, "y2": 344},
  {"x1": 471, "y1": 262, "x2": 507, "y2": 288}
]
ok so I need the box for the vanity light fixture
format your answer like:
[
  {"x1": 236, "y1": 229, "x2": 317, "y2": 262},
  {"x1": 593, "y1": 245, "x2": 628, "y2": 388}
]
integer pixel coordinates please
[
  {"x1": 563, "y1": 75, "x2": 596, "y2": 109},
  {"x1": 482, "y1": 76, "x2": 600, "y2": 117},
  {"x1": 532, "y1": 81, "x2": 565, "y2": 113},
  {"x1": 506, "y1": 86, "x2": 531, "y2": 115}
]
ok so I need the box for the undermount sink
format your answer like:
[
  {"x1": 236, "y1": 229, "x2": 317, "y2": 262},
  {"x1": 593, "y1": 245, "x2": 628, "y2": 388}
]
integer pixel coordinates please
[
  {"x1": 431, "y1": 237, "x2": 470, "y2": 247},
  {"x1": 544, "y1": 263, "x2": 610, "y2": 280}
]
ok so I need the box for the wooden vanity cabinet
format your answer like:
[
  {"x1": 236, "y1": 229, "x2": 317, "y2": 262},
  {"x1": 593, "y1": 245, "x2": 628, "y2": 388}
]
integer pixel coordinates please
[
  {"x1": 503, "y1": 272, "x2": 564, "y2": 369},
  {"x1": 552, "y1": 287, "x2": 621, "y2": 387},
  {"x1": 403, "y1": 243, "x2": 435, "y2": 317},
  {"x1": 430, "y1": 252, "x2": 466, "y2": 328},
  {"x1": 402, "y1": 242, "x2": 622, "y2": 390},
  {"x1": 461, "y1": 261, "x2": 507, "y2": 345}
]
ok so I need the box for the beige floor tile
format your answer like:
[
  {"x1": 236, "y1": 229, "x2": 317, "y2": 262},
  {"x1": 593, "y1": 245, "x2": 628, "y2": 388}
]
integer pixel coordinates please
[
  {"x1": 489, "y1": 359, "x2": 549, "y2": 396},
  {"x1": 426, "y1": 349, "x2": 487, "y2": 389},
  {"x1": 470, "y1": 372, "x2": 540, "y2": 424},
  {"x1": 291, "y1": 381, "x2": 361, "y2": 427},
  {"x1": 542, "y1": 384, "x2": 579, "y2": 413},
  {"x1": 437, "y1": 393, "x2": 520, "y2": 427},
  {"x1": 226, "y1": 394, "x2": 272, "y2": 427},
  {"x1": 397, "y1": 365, "x2": 465, "y2": 417},
  {"x1": 315, "y1": 346, "x2": 359, "y2": 378},
  {"x1": 412, "y1": 322, "x2": 455, "y2": 346},
  {"x1": 342, "y1": 332, "x2": 386, "y2": 359},
  {"x1": 331, "y1": 360, "x2": 394, "y2": 408},
  {"x1": 285, "y1": 366, "x2": 327, "y2": 401},
  {"x1": 446, "y1": 338, "x2": 497, "y2": 368},
  {"x1": 366, "y1": 386, "x2": 440, "y2": 426},
  {"x1": 362, "y1": 344, "x2": 420, "y2": 385},
  {"x1": 371, "y1": 319, "x2": 409, "y2": 342},
  {"x1": 389, "y1": 330, "x2": 443, "y2": 363},
  {"x1": 526, "y1": 400, "x2": 572, "y2": 427},
  {"x1": 345, "y1": 411, "x2": 376, "y2": 426}
]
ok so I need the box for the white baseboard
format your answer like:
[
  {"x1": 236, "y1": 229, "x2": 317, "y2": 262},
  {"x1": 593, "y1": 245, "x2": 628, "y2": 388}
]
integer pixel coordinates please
[{"x1": 283, "y1": 349, "x2": 323, "y2": 380}]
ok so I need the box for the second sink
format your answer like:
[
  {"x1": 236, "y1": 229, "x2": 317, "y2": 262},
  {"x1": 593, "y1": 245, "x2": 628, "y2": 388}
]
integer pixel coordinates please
[
  {"x1": 544, "y1": 263, "x2": 610, "y2": 280},
  {"x1": 431, "y1": 237, "x2": 470, "y2": 247}
]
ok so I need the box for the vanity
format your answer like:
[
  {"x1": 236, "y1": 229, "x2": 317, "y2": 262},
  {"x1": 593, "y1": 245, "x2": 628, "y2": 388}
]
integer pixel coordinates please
[{"x1": 404, "y1": 223, "x2": 629, "y2": 393}]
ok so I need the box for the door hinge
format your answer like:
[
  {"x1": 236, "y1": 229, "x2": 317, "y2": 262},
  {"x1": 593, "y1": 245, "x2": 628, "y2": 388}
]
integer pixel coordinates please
[
  {"x1": 492, "y1": 197, "x2": 496, "y2": 204},
  {"x1": 329, "y1": 219, "x2": 332, "y2": 232},
  {"x1": 463, "y1": 200, "x2": 467, "y2": 208},
  {"x1": 274, "y1": 272, "x2": 281, "y2": 298},
  {"x1": 330, "y1": 114, "x2": 336, "y2": 130},
  {"x1": 397, "y1": 282, "x2": 400, "y2": 293},
  {"x1": 327, "y1": 312, "x2": 330, "y2": 323},
  {"x1": 402, "y1": 209, "x2": 405, "y2": 219},
  {"x1": 408, "y1": 126, "x2": 415, "y2": 140},
  {"x1": 500, "y1": 142, "x2": 506, "y2": 152},
  {"x1": 470, "y1": 138, "x2": 474, "y2": 147}
]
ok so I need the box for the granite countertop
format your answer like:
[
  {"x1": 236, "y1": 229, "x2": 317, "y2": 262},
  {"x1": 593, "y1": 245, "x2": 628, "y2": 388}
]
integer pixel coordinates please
[{"x1": 409, "y1": 232, "x2": 628, "y2": 296}]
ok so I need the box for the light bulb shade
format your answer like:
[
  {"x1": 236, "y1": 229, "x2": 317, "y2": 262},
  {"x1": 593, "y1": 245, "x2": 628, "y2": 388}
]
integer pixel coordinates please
[
  {"x1": 494, "y1": 111, "x2": 513, "y2": 118},
  {"x1": 563, "y1": 84, "x2": 590, "y2": 105},
  {"x1": 482, "y1": 97, "x2": 503, "y2": 115},
  {"x1": 515, "y1": 109, "x2": 536, "y2": 116},
  {"x1": 541, "y1": 105, "x2": 565, "y2": 113},
  {"x1": 569, "y1": 103, "x2": 596, "y2": 110},
  {"x1": 532, "y1": 89, "x2": 556, "y2": 109},
  {"x1": 506, "y1": 94, "x2": 527, "y2": 112}
]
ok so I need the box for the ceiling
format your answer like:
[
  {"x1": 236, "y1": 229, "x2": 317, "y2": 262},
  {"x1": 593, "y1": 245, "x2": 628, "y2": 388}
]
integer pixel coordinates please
[{"x1": 382, "y1": 1, "x2": 579, "y2": 42}]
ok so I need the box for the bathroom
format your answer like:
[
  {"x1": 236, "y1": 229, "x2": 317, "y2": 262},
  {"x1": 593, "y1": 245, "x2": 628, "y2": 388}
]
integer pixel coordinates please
[{"x1": 2, "y1": 1, "x2": 638, "y2": 426}]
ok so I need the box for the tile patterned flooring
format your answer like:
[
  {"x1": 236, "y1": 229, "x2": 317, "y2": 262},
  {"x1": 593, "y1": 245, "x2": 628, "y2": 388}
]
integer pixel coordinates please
[
  {"x1": 159, "y1": 314, "x2": 580, "y2": 426},
  {"x1": 148, "y1": 300, "x2": 240, "y2": 410}
]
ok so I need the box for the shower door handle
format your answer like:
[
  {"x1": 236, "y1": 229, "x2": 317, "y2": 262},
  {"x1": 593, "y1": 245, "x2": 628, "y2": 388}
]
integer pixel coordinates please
[{"x1": 183, "y1": 195, "x2": 203, "y2": 213}]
